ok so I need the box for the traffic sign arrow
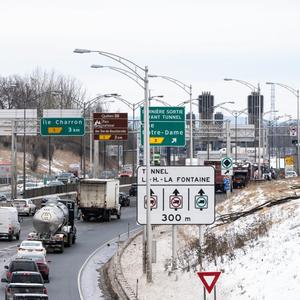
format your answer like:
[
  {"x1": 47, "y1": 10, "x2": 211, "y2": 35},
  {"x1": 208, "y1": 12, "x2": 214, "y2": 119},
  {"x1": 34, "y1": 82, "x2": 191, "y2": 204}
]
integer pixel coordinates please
[
  {"x1": 198, "y1": 189, "x2": 205, "y2": 196},
  {"x1": 173, "y1": 189, "x2": 180, "y2": 196},
  {"x1": 150, "y1": 189, "x2": 155, "y2": 196},
  {"x1": 197, "y1": 271, "x2": 221, "y2": 294}
]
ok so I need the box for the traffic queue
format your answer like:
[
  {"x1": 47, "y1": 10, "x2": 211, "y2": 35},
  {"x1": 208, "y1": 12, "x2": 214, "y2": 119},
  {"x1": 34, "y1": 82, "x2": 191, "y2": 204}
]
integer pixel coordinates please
[{"x1": 1, "y1": 238, "x2": 49, "y2": 299}]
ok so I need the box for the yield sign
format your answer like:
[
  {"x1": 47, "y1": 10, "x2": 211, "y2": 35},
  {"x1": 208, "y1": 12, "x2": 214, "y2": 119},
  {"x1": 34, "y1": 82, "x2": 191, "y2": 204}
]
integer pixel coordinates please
[{"x1": 197, "y1": 271, "x2": 221, "y2": 294}]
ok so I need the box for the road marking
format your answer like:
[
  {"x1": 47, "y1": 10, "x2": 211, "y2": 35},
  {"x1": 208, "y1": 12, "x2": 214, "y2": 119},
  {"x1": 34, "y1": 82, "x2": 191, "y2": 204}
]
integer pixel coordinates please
[{"x1": 77, "y1": 226, "x2": 142, "y2": 300}]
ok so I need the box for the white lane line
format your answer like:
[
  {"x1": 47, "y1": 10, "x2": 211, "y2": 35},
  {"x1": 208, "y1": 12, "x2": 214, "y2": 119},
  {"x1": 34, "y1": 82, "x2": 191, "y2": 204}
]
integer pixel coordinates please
[{"x1": 77, "y1": 227, "x2": 141, "y2": 300}]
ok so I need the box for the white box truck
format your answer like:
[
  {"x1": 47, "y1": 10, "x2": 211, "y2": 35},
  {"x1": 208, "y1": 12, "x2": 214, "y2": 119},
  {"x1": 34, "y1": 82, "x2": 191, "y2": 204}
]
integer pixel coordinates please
[{"x1": 78, "y1": 179, "x2": 121, "y2": 222}]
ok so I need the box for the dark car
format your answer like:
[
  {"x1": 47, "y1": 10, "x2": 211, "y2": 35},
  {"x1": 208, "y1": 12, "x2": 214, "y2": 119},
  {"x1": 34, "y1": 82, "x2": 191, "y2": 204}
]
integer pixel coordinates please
[
  {"x1": 4, "y1": 259, "x2": 39, "y2": 282},
  {"x1": 4, "y1": 284, "x2": 47, "y2": 300},
  {"x1": 0, "y1": 193, "x2": 7, "y2": 202},
  {"x1": 8, "y1": 271, "x2": 44, "y2": 284},
  {"x1": 18, "y1": 255, "x2": 50, "y2": 282},
  {"x1": 129, "y1": 183, "x2": 137, "y2": 197},
  {"x1": 119, "y1": 192, "x2": 130, "y2": 207}
]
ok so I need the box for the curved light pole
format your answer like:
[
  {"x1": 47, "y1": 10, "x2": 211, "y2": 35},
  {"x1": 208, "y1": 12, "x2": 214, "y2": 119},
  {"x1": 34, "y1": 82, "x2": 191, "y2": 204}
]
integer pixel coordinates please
[
  {"x1": 224, "y1": 78, "x2": 262, "y2": 178},
  {"x1": 262, "y1": 110, "x2": 278, "y2": 167},
  {"x1": 108, "y1": 94, "x2": 167, "y2": 176},
  {"x1": 23, "y1": 89, "x2": 62, "y2": 196},
  {"x1": 219, "y1": 106, "x2": 247, "y2": 162},
  {"x1": 149, "y1": 75, "x2": 193, "y2": 164},
  {"x1": 74, "y1": 48, "x2": 153, "y2": 282},
  {"x1": 71, "y1": 94, "x2": 118, "y2": 178},
  {"x1": 266, "y1": 81, "x2": 300, "y2": 175}
]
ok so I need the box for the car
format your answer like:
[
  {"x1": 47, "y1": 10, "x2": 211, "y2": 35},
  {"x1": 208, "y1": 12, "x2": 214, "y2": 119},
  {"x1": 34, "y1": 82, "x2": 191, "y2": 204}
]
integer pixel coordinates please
[
  {"x1": 4, "y1": 259, "x2": 39, "y2": 282},
  {"x1": 13, "y1": 293, "x2": 48, "y2": 300},
  {"x1": 17, "y1": 254, "x2": 50, "y2": 282},
  {"x1": 285, "y1": 170, "x2": 298, "y2": 178},
  {"x1": 2, "y1": 271, "x2": 44, "y2": 285},
  {"x1": 56, "y1": 172, "x2": 77, "y2": 184},
  {"x1": 119, "y1": 192, "x2": 130, "y2": 207},
  {"x1": 18, "y1": 241, "x2": 46, "y2": 256},
  {"x1": 4, "y1": 284, "x2": 48, "y2": 300},
  {"x1": 13, "y1": 199, "x2": 36, "y2": 216},
  {"x1": 0, "y1": 207, "x2": 21, "y2": 241},
  {"x1": 129, "y1": 183, "x2": 137, "y2": 196},
  {"x1": 47, "y1": 180, "x2": 64, "y2": 187},
  {"x1": 0, "y1": 193, "x2": 7, "y2": 202}
]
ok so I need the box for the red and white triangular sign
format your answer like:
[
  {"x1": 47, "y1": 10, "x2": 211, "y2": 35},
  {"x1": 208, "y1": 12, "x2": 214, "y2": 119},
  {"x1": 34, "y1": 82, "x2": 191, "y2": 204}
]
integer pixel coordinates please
[{"x1": 197, "y1": 271, "x2": 221, "y2": 294}]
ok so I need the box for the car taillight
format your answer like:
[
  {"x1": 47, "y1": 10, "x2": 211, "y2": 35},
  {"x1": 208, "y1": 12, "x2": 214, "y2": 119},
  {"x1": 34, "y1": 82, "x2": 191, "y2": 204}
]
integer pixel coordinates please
[
  {"x1": 7, "y1": 271, "x2": 12, "y2": 279},
  {"x1": 8, "y1": 225, "x2": 12, "y2": 232},
  {"x1": 43, "y1": 287, "x2": 48, "y2": 294}
]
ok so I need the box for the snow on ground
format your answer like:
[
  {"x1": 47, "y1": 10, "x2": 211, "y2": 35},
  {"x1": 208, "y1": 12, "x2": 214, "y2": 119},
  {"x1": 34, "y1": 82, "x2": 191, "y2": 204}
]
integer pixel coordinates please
[{"x1": 121, "y1": 178, "x2": 300, "y2": 300}]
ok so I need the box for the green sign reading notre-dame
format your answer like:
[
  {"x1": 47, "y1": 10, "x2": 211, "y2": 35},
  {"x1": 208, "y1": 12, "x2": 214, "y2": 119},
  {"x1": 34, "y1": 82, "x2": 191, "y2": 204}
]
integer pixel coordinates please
[
  {"x1": 140, "y1": 106, "x2": 185, "y2": 146},
  {"x1": 40, "y1": 118, "x2": 85, "y2": 136}
]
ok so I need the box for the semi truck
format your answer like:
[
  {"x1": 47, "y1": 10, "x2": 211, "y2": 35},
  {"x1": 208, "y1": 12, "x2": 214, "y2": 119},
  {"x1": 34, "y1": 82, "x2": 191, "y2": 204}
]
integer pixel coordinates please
[
  {"x1": 78, "y1": 179, "x2": 121, "y2": 222},
  {"x1": 28, "y1": 198, "x2": 77, "y2": 253},
  {"x1": 204, "y1": 160, "x2": 227, "y2": 192}
]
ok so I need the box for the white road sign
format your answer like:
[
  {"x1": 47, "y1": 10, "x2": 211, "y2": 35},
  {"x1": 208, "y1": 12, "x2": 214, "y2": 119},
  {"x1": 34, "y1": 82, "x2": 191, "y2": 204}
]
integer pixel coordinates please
[
  {"x1": 137, "y1": 166, "x2": 215, "y2": 225},
  {"x1": 290, "y1": 126, "x2": 297, "y2": 137},
  {"x1": 221, "y1": 168, "x2": 233, "y2": 176}
]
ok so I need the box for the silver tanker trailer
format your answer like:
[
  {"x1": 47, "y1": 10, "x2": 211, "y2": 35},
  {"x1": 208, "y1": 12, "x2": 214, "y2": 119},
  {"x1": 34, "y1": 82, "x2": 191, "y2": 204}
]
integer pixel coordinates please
[{"x1": 28, "y1": 198, "x2": 77, "y2": 253}]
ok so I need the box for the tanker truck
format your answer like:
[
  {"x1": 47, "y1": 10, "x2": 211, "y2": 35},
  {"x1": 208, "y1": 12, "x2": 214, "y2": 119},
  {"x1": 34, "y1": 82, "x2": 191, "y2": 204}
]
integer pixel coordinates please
[{"x1": 27, "y1": 198, "x2": 77, "y2": 253}]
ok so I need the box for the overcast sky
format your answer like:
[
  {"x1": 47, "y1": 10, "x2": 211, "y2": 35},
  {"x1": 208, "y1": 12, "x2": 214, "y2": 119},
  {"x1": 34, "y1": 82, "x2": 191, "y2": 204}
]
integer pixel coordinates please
[{"x1": 1, "y1": 0, "x2": 300, "y2": 119}]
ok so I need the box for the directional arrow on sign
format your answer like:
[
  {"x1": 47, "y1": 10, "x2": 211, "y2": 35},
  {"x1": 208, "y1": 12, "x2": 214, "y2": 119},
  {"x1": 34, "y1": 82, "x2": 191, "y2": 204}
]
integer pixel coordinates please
[
  {"x1": 173, "y1": 189, "x2": 180, "y2": 196},
  {"x1": 198, "y1": 189, "x2": 205, "y2": 196},
  {"x1": 150, "y1": 189, "x2": 155, "y2": 196}
]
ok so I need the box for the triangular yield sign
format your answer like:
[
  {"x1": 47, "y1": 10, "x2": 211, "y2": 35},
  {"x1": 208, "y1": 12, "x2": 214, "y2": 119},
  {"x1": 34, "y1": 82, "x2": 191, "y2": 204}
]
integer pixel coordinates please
[{"x1": 197, "y1": 271, "x2": 221, "y2": 294}]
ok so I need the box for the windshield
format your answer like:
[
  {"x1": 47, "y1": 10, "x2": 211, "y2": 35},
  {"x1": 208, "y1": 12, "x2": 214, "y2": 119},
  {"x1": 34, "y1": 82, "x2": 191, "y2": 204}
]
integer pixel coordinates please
[
  {"x1": 21, "y1": 242, "x2": 42, "y2": 247},
  {"x1": 11, "y1": 274, "x2": 43, "y2": 284},
  {"x1": 11, "y1": 262, "x2": 38, "y2": 272},
  {"x1": 10, "y1": 286, "x2": 44, "y2": 294}
]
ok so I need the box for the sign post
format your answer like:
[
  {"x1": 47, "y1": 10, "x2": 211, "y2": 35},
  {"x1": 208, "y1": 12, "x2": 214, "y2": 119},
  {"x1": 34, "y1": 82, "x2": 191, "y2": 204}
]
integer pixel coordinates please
[
  {"x1": 140, "y1": 106, "x2": 185, "y2": 146},
  {"x1": 137, "y1": 166, "x2": 215, "y2": 225}
]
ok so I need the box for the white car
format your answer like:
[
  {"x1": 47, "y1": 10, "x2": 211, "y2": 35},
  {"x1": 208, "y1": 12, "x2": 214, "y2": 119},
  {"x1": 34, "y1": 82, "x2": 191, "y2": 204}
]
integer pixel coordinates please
[
  {"x1": 18, "y1": 240, "x2": 46, "y2": 256},
  {"x1": 0, "y1": 207, "x2": 21, "y2": 241},
  {"x1": 285, "y1": 170, "x2": 298, "y2": 178},
  {"x1": 13, "y1": 199, "x2": 36, "y2": 216}
]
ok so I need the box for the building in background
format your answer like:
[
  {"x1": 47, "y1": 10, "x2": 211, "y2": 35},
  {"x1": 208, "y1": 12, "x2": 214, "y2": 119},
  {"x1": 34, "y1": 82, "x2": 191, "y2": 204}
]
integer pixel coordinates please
[
  {"x1": 198, "y1": 92, "x2": 214, "y2": 120},
  {"x1": 248, "y1": 92, "x2": 264, "y2": 129}
]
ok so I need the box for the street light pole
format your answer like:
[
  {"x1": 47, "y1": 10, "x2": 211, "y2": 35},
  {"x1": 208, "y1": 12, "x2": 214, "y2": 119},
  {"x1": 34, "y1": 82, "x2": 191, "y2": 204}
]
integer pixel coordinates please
[
  {"x1": 224, "y1": 78, "x2": 262, "y2": 177},
  {"x1": 266, "y1": 82, "x2": 300, "y2": 175},
  {"x1": 74, "y1": 48, "x2": 153, "y2": 282}
]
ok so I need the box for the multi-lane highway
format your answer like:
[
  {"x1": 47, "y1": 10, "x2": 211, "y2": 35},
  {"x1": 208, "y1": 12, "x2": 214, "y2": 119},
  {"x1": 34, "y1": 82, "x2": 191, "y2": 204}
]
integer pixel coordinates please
[{"x1": 0, "y1": 197, "x2": 138, "y2": 300}]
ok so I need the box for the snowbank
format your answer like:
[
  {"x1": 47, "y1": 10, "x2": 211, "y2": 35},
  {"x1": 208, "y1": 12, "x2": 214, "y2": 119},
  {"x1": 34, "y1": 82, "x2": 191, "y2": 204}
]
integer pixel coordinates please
[{"x1": 121, "y1": 178, "x2": 300, "y2": 299}]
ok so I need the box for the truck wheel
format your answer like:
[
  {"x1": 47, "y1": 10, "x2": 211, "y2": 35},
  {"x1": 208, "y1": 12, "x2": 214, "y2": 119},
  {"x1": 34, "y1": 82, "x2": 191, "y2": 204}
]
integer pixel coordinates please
[
  {"x1": 66, "y1": 235, "x2": 72, "y2": 247},
  {"x1": 72, "y1": 235, "x2": 76, "y2": 244},
  {"x1": 117, "y1": 213, "x2": 121, "y2": 219},
  {"x1": 105, "y1": 210, "x2": 111, "y2": 222},
  {"x1": 82, "y1": 215, "x2": 88, "y2": 222},
  {"x1": 16, "y1": 232, "x2": 20, "y2": 241},
  {"x1": 8, "y1": 234, "x2": 13, "y2": 241},
  {"x1": 60, "y1": 243, "x2": 64, "y2": 253}
]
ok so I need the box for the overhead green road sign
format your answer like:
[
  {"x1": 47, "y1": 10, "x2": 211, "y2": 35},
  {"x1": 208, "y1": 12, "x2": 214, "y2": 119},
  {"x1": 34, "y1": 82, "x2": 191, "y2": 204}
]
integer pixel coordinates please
[
  {"x1": 40, "y1": 118, "x2": 85, "y2": 136},
  {"x1": 140, "y1": 106, "x2": 185, "y2": 147}
]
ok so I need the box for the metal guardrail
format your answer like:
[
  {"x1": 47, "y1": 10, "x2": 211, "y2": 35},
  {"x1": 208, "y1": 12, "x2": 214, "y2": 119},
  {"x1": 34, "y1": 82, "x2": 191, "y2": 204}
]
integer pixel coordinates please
[
  {"x1": 23, "y1": 183, "x2": 78, "y2": 198},
  {"x1": 23, "y1": 177, "x2": 137, "y2": 199}
]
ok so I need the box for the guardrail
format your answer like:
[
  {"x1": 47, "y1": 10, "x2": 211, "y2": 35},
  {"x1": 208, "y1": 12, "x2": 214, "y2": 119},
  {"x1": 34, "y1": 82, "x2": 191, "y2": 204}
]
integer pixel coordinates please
[{"x1": 23, "y1": 177, "x2": 137, "y2": 199}]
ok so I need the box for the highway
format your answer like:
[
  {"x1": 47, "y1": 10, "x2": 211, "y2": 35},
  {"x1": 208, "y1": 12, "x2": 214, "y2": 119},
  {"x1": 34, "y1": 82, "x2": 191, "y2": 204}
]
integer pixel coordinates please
[
  {"x1": 0, "y1": 197, "x2": 138, "y2": 300},
  {"x1": 0, "y1": 192, "x2": 227, "y2": 300}
]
